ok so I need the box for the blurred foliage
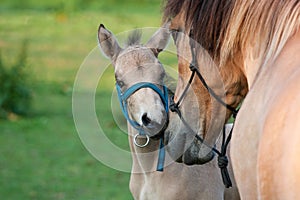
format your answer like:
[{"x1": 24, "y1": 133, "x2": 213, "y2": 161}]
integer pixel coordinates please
[
  {"x1": 0, "y1": 0, "x2": 162, "y2": 13},
  {"x1": 0, "y1": 40, "x2": 32, "y2": 119},
  {"x1": 0, "y1": 0, "x2": 165, "y2": 199}
]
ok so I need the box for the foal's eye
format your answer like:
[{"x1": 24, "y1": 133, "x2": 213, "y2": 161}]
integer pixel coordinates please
[
  {"x1": 117, "y1": 80, "x2": 125, "y2": 88},
  {"x1": 160, "y1": 72, "x2": 165, "y2": 80}
]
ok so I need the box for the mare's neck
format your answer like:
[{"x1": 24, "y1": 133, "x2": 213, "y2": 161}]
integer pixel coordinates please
[{"x1": 239, "y1": 29, "x2": 300, "y2": 89}]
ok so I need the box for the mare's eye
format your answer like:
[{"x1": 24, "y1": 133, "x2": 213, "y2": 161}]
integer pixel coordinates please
[
  {"x1": 171, "y1": 29, "x2": 179, "y2": 42},
  {"x1": 189, "y1": 28, "x2": 194, "y2": 38}
]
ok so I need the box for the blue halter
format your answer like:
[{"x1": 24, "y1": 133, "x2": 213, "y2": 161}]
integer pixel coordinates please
[{"x1": 116, "y1": 82, "x2": 169, "y2": 171}]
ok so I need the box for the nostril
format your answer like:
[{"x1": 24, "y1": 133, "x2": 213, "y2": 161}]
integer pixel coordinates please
[{"x1": 142, "y1": 113, "x2": 151, "y2": 126}]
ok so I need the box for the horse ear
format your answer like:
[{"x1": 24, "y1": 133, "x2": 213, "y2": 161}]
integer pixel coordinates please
[
  {"x1": 98, "y1": 24, "x2": 122, "y2": 64},
  {"x1": 145, "y1": 22, "x2": 170, "y2": 57}
]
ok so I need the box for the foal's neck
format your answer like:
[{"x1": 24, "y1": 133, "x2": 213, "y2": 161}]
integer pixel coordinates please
[{"x1": 129, "y1": 135, "x2": 160, "y2": 173}]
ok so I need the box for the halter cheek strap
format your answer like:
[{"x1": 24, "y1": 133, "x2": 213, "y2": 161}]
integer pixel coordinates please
[{"x1": 116, "y1": 82, "x2": 169, "y2": 171}]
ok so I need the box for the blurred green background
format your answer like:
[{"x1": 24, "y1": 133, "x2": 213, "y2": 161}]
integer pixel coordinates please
[{"x1": 0, "y1": 0, "x2": 165, "y2": 199}]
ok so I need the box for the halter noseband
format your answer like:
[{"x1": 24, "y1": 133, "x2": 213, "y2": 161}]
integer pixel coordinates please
[
  {"x1": 116, "y1": 82, "x2": 169, "y2": 171},
  {"x1": 116, "y1": 82, "x2": 169, "y2": 130}
]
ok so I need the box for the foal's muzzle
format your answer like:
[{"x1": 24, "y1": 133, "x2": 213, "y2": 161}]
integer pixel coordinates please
[{"x1": 116, "y1": 82, "x2": 169, "y2": 137}]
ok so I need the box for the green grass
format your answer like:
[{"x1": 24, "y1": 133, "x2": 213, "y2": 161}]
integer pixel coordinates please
[{"x1": 0, "y1": 1, "x2": 165, "y2": 199}]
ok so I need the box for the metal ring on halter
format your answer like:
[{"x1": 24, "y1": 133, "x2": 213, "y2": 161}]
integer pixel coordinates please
[{"x1": 133, "y1": 134, "x2": 150, "y2": 148}]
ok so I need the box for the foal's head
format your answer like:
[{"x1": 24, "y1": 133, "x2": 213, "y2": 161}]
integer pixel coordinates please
[{"x1": 98, "y1": 24, "x2": 170, "y2": 137}]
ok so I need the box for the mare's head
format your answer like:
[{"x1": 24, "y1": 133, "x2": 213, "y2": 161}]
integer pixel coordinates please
[
  {"x1": 98, "y1": 24, "x2": 170, "y2": 137},
  {"x1": 162, "y1": 0, "x2": 248, "y2": 164}
]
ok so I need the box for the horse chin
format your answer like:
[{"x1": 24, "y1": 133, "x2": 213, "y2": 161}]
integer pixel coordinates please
[
  {"x1": 142, "y1": 120, "x2": 168, "y2": 139},
  {"x1": 165, "y1": 131, "x2": 214, "y2": 165},
  {"x1": 182, "y1": 142, "x2": 215, "y2": 165}
]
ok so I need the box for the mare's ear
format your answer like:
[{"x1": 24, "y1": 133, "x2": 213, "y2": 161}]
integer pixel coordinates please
[
  {"x1": 98, "y1": 24, "x2": 122, "y2": 64},
  {"x1": 145, "y1": 22, "x2": 170, "y2": 57}
]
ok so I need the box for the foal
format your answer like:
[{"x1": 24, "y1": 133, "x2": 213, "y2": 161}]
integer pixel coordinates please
[{"x1": 98, "y1": 24, "x2": 239, "y2": 200}]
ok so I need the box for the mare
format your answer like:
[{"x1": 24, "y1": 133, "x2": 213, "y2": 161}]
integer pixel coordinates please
[
  {"x1": 163, "y1": 0, "x2": 300, "y2": 199},
  {"x1": 98, "y1": 24, "x2": 239, "y2": 199}
]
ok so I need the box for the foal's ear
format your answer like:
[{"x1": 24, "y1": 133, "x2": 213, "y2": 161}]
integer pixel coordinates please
[
  {"x1": 145, "y1": 22, "x2": 170, "y2": 57},
  {"x1": 98, "y1": 24, "x2": 122, "y2": 63}
]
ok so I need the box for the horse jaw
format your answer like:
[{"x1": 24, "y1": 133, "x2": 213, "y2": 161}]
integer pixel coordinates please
[
  {"x1": 164, "y1": 113, "x2": 214, "y2": 165},
  {"x1": 165, "y1": 134, "x2": 214, "y2": 164}
]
